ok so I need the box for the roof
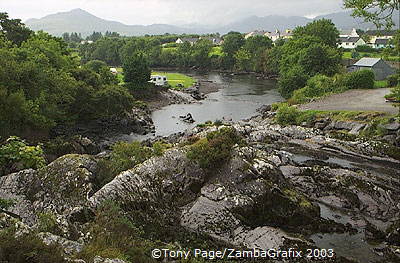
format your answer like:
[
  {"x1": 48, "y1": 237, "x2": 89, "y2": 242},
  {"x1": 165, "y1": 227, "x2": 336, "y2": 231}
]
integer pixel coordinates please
[
  {"x1": 179, "y1": 37, "x2": 199, "y2": 43},
  {"x1": 375, "y1": 38, "x2": 390, "y2": 45},
  {"x1": 353, "y1": 58, "x2": 382, "y2": 67},
  {"x1": 339, "y1": 37, "x2": 361, "y2": 43}
]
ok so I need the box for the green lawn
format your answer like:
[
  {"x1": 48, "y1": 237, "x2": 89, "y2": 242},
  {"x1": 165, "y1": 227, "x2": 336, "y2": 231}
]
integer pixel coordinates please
[
  {"x1": 209, "y1": 46, "x2": 223, "y2": 57},
  {"x1": 343, "y1": 51, "x2": 399, "y2": 61},
  {"x1": 152, "y1": 71, "x2": 196, "y2": 89},
  {"x1": 374, "y1": 80, "x2": 388, "y2": 88}
]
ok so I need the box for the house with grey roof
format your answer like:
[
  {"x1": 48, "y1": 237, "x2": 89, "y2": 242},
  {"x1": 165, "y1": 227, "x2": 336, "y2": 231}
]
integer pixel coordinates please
[
  {"x1": 369, "y1": 38, "x2": 393, "y2": 49},
  {"x1": 338, "y1": 37, "x2": 366, "y2": 49},
  {"x1": 176, "y1": 37, "x2": 199, "y2": 45},
  {"x1": 339, "y1": 28, "x2": 359, "y2": 38},
  {"x1": 348, "y1": 58, "x2": 396, "y2": 80}
]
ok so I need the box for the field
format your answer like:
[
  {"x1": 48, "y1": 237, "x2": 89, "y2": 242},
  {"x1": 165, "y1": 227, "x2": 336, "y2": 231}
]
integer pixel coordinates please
[
  {"x1": 153, "y1": 71, "x2": 196, "y2": 89},
  {"x1": 343, "y1": 51, "x2": 399, "y2": 61}
]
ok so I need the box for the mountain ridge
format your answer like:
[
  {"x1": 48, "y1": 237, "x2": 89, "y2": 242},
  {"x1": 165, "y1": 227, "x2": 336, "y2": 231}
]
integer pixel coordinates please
[{"x1": 24, "y1": 9, "x2": 398, "y2": 37}]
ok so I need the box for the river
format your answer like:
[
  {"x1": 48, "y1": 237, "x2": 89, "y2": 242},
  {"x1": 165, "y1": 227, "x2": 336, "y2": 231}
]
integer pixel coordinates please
[{"x1": 114, "y1": 72, "x2": 283, "y2": 141}]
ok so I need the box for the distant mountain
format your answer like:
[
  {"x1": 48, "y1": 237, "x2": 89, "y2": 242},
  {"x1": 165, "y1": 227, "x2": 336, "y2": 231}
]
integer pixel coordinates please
[
  {"x1": 25, "y1": 8, "x2": 398, "y2": 37},
  {"x1": 217, "y1": 15, "x2": 311, "y2": 33},
  {"x1": 25, "y1": 9, "x2": 191, "y2": 36}
]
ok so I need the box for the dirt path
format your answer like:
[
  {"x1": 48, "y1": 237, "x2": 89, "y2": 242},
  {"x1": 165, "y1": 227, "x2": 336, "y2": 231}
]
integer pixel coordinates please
[{"x1": 299, "y1": 88, "x2": 398, "y2": 115}]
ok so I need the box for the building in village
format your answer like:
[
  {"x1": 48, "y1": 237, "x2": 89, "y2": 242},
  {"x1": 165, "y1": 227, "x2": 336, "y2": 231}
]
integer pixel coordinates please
[
  {"x1": 348, "y1": 58, "x2": 396, "y2": 80},
  {"x1": 176, "y1": 37, "x2": 199, "y2": 45}
]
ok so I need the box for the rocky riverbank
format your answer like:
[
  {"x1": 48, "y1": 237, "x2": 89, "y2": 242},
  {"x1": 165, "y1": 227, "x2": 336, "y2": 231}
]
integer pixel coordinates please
[{"x1": 1, "y1": 111, "x2": 399, "y2": 262}]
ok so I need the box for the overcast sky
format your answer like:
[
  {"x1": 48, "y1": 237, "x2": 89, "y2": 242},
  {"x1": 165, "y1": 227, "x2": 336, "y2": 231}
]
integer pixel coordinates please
[{"x1": 2, "y1": 0, "x2": 345, "y2": 25}]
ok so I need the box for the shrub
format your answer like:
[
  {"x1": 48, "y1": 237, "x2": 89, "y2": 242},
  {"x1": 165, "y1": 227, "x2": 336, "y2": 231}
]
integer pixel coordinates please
[
  {"x1": 187, "y1": 127, "x2": 242, "y2": 170},
  {"x1": 78, "y1": 201, "x2": 154, "y2": 262},
  {"x1": 0, "y1": 228, "x2": 66, "y2": 263},
  {"x1": 340, "y1": 70, "x2": 375, "y2": 89},
  {"x1": 37, "y1": 212, "x2": 63, "y2": 235},
  {"x1": 94, "y1": 141, "x2": 169, "y2": 190},
  {"x1": 278, "y1": 65, "x2": 310, "y2": 99},
  {"x1": 275, "y1": 104, "x2": 317, "y2": 126},
  {"x1": 0, "y1": 198, "x2": 14, "y2": 210},
  {"x1": 292, "y1": 74, "x2": 340, "y2": 103},
  {"x1": 0, "y1": 136, "x2": 46, "y2": 176},
  {"x1": 355, "y1": 45, "x2": 377, "y2": 53},
  {"x1": 387, "y1": 73, "x2": 400, "y2": 87}
]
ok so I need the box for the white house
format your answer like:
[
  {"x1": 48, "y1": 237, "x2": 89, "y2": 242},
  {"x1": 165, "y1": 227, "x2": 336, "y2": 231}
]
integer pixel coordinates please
[
  {"x1": 339, "y1": 28, "x2": 359, "y2": 38},
  {"x1": 110, "y1": 68, "x2": 118, "y2": 75},
  {"x1": 176, "y1": 37, "x2": 199, "y2": 45},
  {"x1": 245, "y1": 30, "x2": 269, "y2": 39},
  {"x1": 264, "y1": 29, "x2": 293, "y2": 42},
  {"x1": 338, "y1": 37, "x2": 366, "y2": 49},
  {"x1": 149, "y1": 75, "x2": 168, "y2": 87}
]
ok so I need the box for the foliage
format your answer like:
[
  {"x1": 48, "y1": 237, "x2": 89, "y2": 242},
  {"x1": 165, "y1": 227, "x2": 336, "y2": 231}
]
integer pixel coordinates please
[
  {"x1": 123, "y1": 52, "x2": 151, "y2": 87},
  {"x1": 91, "y1": 85, "x2": 135, "y2": 118},
  {"x1": 187, "y1": 127, "x2": 242, "y2": 170},
  {"x1": 0, "y1": 198, "x2": 14, "y2": 210},
  {"x1": 355, "y1": 44, "x2": 377, "y2": 52},
  {"x1": 293, "y1": 19, "x2": 340, "y2": 47},
  {"x1": 278, "y1": 33, "x2": 342, "y2": 98},
  {"x1": 0, "y1": 136, "x2": 46, "y2": 176},
  {"x1": 275, "y1": 104, "x2": 316, "y2": 126},
  {"x1": 221, "y1": 32, "x2": 245, "y2": 69},
  {"x1": 387, "y1": 72, "x2": 400, "y2": 87},
  {"x1": 340, "y1": 69, "x2": 375, "y2": 89},
  {"x1": 37, "y1": 212, "x2": 63, "y2": 235},
  {"x1": 94, "y1": 141, "x2": 167, "y2": 190},
  {"x1": 278, "y1": 65, "x2": 310, "y2": 99},
  {"x1": 292, "y1": 74, "x2": 346, "y2": 103},
  {"x1": 344, "y1": 0, "x2": 399, "y2": 29},
  {"x1": 0, "y1": 228, "x2": 66, "y2": 263},
  {"x1": 78, "y1": 201, "x2": 155, "y2": 262},
  {"x1": 0, "y1": 12, "x2": 32, "y2": 46}
]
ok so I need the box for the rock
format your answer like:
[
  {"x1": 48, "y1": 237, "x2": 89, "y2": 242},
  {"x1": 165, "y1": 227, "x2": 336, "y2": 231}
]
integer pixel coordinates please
[
  {"x1": 315, "y1": 122, "x2": 328, "y2": 130},
  {"x1": 382, "y1": 122, "x2": 400, "y2": 131},
  {"x1": 0, "y1": 155, "x2": 97, "y2": 227},
  {"x1": 39, "y1": 232, "x2": 84, "y2": 255},
  {"x1": 93, "y1": 256, "x2": 127, "y2": 263}
]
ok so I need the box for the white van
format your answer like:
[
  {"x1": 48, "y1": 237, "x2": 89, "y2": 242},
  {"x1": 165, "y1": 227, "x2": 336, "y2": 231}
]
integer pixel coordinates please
[{"x1": 149, "y1": 75, "x2": 168, "y2": 86}]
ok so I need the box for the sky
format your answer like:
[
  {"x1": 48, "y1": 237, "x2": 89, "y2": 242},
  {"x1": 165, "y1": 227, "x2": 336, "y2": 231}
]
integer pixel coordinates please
[{"x1": 1, "y1": 0, "x2": 345, "y2": 26}]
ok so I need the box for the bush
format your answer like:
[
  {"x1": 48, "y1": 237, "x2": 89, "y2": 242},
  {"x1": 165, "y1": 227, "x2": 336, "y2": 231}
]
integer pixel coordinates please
[
  {"x1": 78, "y1": 201, "x2": 154, "y2": 262},
  {"x1": 278, "y1": 65, "x2": 310, "y2": 99},
  {"x1": 292, "y1": 74, "x2": 342, "y2": 103},
  {"x1": 187, "y1": 127, "x2": 242, "y2": 170},
  {"x1": 0, "y1": 228, "x2": 66, "y2": 263},
  {"x1": 355, "y1": 45, "x2": 377, "y2": 53},
  {"x1": 275, "y1": 104, "x2": 317, "y2": 126},
  {"x1": 0, "y1": 136, "x2": 46, "y2": 176},
  {"x1": 340, "y1": 70, "x2": 375, "y2": 89},
  {"x1": 387, "y1": 73, "x2": 400, "y2": 87},
  {"x1": 275, "y1": 104, "x2": 300, "y2": 125}
]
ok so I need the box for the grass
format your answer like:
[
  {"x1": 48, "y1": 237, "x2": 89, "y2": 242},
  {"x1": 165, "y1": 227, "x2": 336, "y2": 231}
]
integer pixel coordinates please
[
  {"x1": 374, "y1": 80, "x2": 388, "y2": 88},
  {"x1": 209, "y1": 46, "x2": 223, "y2": 57},
  {"x1": 343, "y1": 51, "x2": 400, "y2": 61},
  {"x1": 152, "y1": 71, "x2": 196, "y2": 89},
  {"x1": 113, "y1": 68, "x2": 195, "y2": 89}
]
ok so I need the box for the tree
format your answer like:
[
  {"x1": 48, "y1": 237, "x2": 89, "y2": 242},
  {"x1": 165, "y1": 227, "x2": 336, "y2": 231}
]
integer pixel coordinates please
[
  {"x1": 221, "y1": 32, "x2": 245, "y2": 68},
  {"x1": 234, "y1": 48, "x2": 252, "y2": 71},
  {"x1": 122, "y1": 52, "x2": 151, "y2": 87},
  {"x1": 292, "y1": 19, "x2": 339, "y2": 47},
  {"x1": 244, "y1": 35, "x2": 273, "y2": 54},
  {"x1": 192, "y1": 39, "x2": 213, "y2": 68},
  {"x1": 344, "y1": 0, "x2": 399, "y2": 28},
  {"x1": 0, "y1": 13, "x2": 32, "y2": 46},
  {"x1": 278, "y1": 65, "x2": 310, "y2": 99}
]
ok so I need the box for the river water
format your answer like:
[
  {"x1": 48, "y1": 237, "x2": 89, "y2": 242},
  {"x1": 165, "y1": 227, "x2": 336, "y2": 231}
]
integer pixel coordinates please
[{"x1": 115, "y1": 72, "x2": 283, "y2": 141}]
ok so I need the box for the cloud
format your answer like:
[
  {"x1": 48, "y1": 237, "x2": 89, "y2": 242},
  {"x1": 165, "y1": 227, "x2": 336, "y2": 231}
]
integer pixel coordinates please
[{"x1": 2, "y1": 0, "x2": 344, "y2": 25}]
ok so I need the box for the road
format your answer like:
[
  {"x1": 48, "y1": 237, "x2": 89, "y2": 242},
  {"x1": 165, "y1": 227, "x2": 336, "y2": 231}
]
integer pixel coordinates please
[{"x1": 299, "y1": 88, "x2": 398, "y2": 115}]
